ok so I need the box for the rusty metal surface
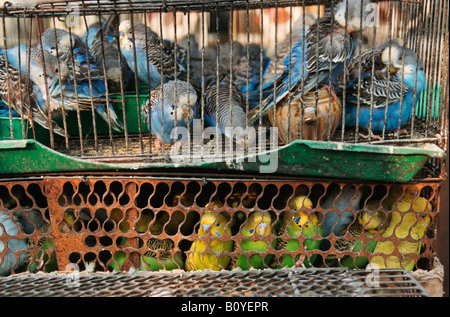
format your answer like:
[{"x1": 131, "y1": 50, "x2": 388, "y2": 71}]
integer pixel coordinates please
[
  {"x1": 0, "y1": 177, "x2": 441, "y2": 276},
  {"x1": 0, "y1": 268, "x2": 431, "y2": 297}
]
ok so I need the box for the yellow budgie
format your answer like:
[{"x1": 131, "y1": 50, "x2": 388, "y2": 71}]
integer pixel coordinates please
[
  {"x1": 368, "y1": 186, "x2": 432, "y2": 271},
  {"x1": 185, "y1": 212, "x2": 234, "y2": 271}
]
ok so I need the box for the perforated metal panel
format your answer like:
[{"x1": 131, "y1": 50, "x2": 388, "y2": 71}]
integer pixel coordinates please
[{"x1": 0, "y1": 176, "x2": 440, "y2": 276}]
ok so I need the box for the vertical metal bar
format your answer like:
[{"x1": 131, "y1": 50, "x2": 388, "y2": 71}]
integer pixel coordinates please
[
  {"x1": 381, "y1": 0, "x2": 394, "y2": 141},
  {"x1": 326, "y1": 0, "x2": 335, "y2": 141},
  {"x1": 143, "y1": 12, "x2": 152, "y2": 154},
  {"x1": 2, "y1": 11, "x2": 15, "y2": 141},
  {"x1": 173, "y1": 10, "x2": 178, "y2": 133},
  {"x1": 35, "y1": 14, "x2": 55, "y2": 150},
  {"x1": 300, "y1": 0, "x2": 306, "y2": 141},
  {"x1": 214, "y1": 3, "x2": 219, "y2": 155},
  {"x1": 229, "y1": 3, "x2": 233, "y2": 140},
  {"x1": 245, "y1": 0, "x2": 250, "y2": 129},
  {"x1": 49, "y1": 11, "x2": 69, "y2": 151},
  {"x1": 159, "y1": 10, "x2": 165, "y2": 155},
  {"x1": 95, "y1": 0, "x2": 115, "y2": 154},
  {"x1": 340, "y1": 0, "x2": 349, "y2": 142},
  {"x1": 112, "y1": 1, "x2": 130, "y2": 154},
  {"x1": 259, "y1": 0, "x2": 264, "y2": 127},
  {"x1": 128, "y1": 6, "x2": 144, "y2": 154},
  {"x1": 15, "y1": 15, "x2": 26, "y2": 140}
]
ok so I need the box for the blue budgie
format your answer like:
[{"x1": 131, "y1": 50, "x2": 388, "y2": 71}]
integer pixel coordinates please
[
  {"x1": 119, "y1": 20, "x2": 187, "y2": 88},
  {"x1": 40, "y1": 28, "x2": 123, "y2": 131},
  {"x1": 144, "y1": 79, "x2": 197, "y2": 149},
  {"x1": 340, "y1": 39, "x2": 426, "y2": 139},
  {"x1": 1, "y1": 47, "x2": 67, "y2": 136},
  {"x1": 0, "y1": 101, "x2": 19, "y2": 118},
  {"x1": 83, "y1": 15, "x2": 131, "y2": 90},
  {"x1": 0, "y1": 211, "x2": 28, "y2": 276},
  {"x1": 40, "y1": 28, "x2": 103, "y2": 82},
  {"x1": 248, "y1": 0, "x2": 373, "y2": 125}
]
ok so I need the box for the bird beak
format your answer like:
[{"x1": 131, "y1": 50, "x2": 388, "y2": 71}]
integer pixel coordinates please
[
  {"x1": 257, "y1": 222, "x2": 268, "y2": 236},
  {"x1": 346, "y1": 25, "x2": 354, "y2": 33},
  {"x1": 386, "y1": 64, "x2": 398, "y2": 74},
  {"x1": 202, "y1": 224, "x2": 211, "y2": 231}
]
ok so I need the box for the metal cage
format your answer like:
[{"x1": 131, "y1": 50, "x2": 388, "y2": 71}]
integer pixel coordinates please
[
  {"x1": 0, "y1": 0, "x2": 448, "y2": 295},
  {"x1": 0, "y1": 0, "x2": 447, "y2": 181}
]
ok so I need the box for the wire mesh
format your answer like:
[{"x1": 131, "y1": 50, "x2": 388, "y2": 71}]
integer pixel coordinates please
[
  {"x1": 0, "y1": 268, "x2": 431, "y2": 297},
  {"x1": 0, "y1": 0, "x2": 447, "y2": 180},
  {"x1": 0, "y1": 177, "x2": 440, "y2": 276}
]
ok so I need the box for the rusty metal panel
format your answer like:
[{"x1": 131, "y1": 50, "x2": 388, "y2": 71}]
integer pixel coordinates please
[{"x1": 0, "y1": 177, "x2": 441, "y2": 276}]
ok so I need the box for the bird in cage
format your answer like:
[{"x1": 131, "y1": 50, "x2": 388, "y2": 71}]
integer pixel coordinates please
[
  {"x1": 247, "y1": 0, "x2": 373, "y2": 126},
  {"x1": 272, "y1": 195, "x2": 324, "y2": 268},
  {"x1": 262, "y1": 13, "x2": 317, "y2": 88},
  {"x1": 185, "y1": 211, "x2": 234, "y2": 271},
  {"x1": 267, "y1": 84, "x2": 342, "y2": 142},
  {"x1": 233, "y1": 211, "x2": 275, "y2": 270},
  {"x1": 320, "y1": 184, "x2": 363, "y2": 245},
  {"x1": 143, "y1": 79, "x2": 197, "y2": 150},
  {"x1": 323, "y1": 208, "x2": 388, "y2": 269},
  {"x1": 40, "y1": 28, "x2": 103, "y2": 82},
  {"x1": 118, "y1": 20, "x2": 188, "y2": 89},
  {"x1": 40, "y1": 28, "x2": 124, "y2": 132},
  {"x1": 140, "y1": 238, "x2": 184, "y2": 271},
  {"x1": 0, "y1": 51, "x2": 66, "y2": 136},
  {"x1": 83, "y1": 15, "x2": 132, "y2": 91},
  {"x1": 339, "y1": 39, "x2": 426, "y2": 140},
  {"x1": 367, "y1": 186, "x2": 432, "y2": 271},
  {"x1": 0, "y1": 211, "x2": 28, "y2": 276},
  {"x1": 203, "y1": 75, "x2": 256, "y2": 148}
]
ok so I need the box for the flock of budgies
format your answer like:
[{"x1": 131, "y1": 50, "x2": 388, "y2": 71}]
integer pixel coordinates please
[
  {"x1": 0, "y1": 182, "x2": 432, "y2": 276},
  {"x1": 0, "y1": 0, "x2": 426, "y2": 146}
]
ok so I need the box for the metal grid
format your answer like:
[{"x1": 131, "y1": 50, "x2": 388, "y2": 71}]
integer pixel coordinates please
[
  {"x1": 0, "y1": 268, "x2": 430, "y2": 297},
  {"x1": 0, "y1": 0, "x2": 447, "y2": 180},
  {"x1": 0, "y1": 177, "x2": 440, "y2": 276}
]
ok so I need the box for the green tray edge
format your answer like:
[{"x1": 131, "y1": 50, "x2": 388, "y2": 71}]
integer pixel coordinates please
[{"x1": 0, "y1": 139, "x2": 445, "y2": 182}]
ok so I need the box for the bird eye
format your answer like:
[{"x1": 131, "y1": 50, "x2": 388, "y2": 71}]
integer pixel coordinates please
[
  {"x1": 216, "y1": 222, "x2": 220, "y2": 226},
  {"x1": 55, "y1": 68, "x2": 58, "y2": 73}
]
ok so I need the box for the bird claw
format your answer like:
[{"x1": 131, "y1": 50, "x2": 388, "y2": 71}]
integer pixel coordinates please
[
  {"x1": 359, "y1": 130, "x2": 383, "y2": 141},
  {"x1": 321, "y1": 84, "x2": 339, "y2": 103},
  {"x1": 154, "y1": 139, "x2": 163, "y2": 150},
  {"x1": 294, "y1": 254, "x2": 306, "y2": 269}
]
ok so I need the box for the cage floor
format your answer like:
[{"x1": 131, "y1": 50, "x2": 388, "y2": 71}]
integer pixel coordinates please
[
  {"x1": 0, "y1": 268, "x2": 430, "y2": 297},
  {"x1": 51, "y1": 118, "x2": 441, "y2": 159}
]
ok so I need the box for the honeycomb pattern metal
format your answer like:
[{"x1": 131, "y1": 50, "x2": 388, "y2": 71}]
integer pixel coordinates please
[
  {"x1": 0, "y1": 177, "x2": 440, "y2": 276},
  {"x1": 0, "y1": 268, "x2": 430, "y2": 297}
]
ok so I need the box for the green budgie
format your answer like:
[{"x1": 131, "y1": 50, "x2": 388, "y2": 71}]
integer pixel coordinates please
[
  {"x1": 273, "y1": 195, "x2": 324, "y2": 268},
  {"x1": 234, "y1": 211, "x2": 275, "y2": 270},
  {"x1": 140, "y1": 238, "x2": 184, "y2": 271}
]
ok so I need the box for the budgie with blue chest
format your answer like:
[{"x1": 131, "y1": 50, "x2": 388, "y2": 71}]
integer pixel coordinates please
[
  {"x1": 40, "y1": 27, "x2": 123, "y2": 131},
  {"x1": 144, "y1": 79, "x2": 197, "y2": 149},
  {"x1": 248, "y1": 0, "x2": 373, "y2": 125},
  {"x1": 339, "y1": 39, "x2": 426, "y2": 140},
  {"x1": 118, "y1": 20, "x2": 187, "y2": 89}
]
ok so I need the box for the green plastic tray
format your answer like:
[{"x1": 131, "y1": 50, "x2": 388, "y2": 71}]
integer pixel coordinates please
[{"x1": 0, "y1": 139, "x2": 444, "y2": 182}]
